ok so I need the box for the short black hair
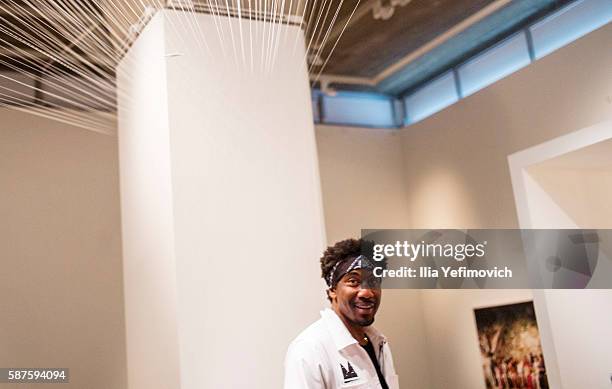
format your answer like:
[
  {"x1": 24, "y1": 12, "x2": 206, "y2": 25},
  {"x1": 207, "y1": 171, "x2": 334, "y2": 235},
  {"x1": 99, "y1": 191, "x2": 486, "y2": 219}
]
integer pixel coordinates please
[
  {"x1": 320, "y1": 238, "x2": 363, "y2": 284},
  {"x1": 323, "y1": 239, "x2": 388, "y2": 292},
  {"x1": 320, "y1": 238, "x2": 386, "y2": 293}
]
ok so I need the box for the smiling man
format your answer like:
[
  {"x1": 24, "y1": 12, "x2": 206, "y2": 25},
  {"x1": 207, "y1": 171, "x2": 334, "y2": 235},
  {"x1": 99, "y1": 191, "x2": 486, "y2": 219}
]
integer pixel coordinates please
[{"x1": 284, "y1": 239, "x2": 399, "y2": 389}]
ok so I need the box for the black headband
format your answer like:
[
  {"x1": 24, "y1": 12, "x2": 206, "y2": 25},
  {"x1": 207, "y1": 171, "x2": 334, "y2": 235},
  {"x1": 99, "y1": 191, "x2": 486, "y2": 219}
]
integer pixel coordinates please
[{"x1": 326, "y1": 254, "x2": 376, "y2": 287}]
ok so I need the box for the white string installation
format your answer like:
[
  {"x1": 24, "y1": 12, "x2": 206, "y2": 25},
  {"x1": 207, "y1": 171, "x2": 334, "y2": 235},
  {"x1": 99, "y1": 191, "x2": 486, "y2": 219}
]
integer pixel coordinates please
[{"x1": 0, "y1": 0, "x2": 363, "y2": 133}]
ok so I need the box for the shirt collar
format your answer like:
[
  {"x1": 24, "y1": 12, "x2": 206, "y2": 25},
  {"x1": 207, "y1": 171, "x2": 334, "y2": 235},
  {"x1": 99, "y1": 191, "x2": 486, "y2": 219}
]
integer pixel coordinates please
[
  {"x1": 320, "y1": 308, "x2": 386, "y2": 351},
  {"x1": 364, "y1": 324, "x2": 387, "y2": 349}
]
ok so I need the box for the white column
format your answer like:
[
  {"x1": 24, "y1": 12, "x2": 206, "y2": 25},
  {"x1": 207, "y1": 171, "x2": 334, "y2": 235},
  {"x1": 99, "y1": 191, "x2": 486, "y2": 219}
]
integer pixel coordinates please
[{"x1": 117, "y1": 10, "x2": 327, "y2": 389}]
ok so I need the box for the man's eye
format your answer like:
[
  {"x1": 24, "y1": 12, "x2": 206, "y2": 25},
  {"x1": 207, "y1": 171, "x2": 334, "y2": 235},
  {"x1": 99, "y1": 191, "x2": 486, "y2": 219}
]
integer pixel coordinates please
[{"x1": 347, "y1": 279, "x2": 359, "y2": 286}]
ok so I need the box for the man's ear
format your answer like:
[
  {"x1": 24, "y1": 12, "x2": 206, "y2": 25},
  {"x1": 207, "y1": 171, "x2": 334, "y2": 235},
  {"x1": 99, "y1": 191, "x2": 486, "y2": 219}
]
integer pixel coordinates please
[{"x1": 327, "y1": 287, "x2": 337, "y2": 301}]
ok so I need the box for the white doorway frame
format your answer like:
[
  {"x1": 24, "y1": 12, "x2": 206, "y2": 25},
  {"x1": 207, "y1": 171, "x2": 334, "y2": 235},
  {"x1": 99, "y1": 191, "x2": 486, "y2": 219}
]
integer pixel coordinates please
[
  {"x1": 508, "y1": 120, "x2": 612, "y2": 229},
  {"x1": 507, "y1": 119, "x2": 612, "y2": 389}
]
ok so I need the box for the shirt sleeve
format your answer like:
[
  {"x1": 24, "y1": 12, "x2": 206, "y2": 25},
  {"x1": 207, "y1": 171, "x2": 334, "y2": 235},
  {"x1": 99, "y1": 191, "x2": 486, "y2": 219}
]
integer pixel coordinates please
[{"x1": 284, "y1": 339, "x2": 327, "y2": 389}]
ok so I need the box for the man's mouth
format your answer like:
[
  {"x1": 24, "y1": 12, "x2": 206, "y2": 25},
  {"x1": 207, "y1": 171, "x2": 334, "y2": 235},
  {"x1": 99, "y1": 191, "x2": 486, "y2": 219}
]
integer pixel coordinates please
[{"x1": 353, "y1": 301, "x2": 376, "y2": 310}]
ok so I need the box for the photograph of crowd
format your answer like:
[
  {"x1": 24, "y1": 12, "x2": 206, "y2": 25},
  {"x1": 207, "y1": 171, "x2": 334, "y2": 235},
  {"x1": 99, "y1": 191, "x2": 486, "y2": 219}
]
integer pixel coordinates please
[{"x1": 474, "y1": 301, "x2": 549, "y2": 389}]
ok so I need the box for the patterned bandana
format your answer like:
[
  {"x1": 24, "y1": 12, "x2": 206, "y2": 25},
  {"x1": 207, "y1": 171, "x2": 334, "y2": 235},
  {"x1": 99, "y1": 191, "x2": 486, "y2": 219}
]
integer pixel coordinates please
[{"x1": 326, "y1": 254, "x2": 377, "y2": 287}]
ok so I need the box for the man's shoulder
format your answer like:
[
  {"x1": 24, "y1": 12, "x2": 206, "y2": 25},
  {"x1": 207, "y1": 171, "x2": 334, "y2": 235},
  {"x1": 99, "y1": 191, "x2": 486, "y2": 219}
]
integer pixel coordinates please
[{"x1": 286, "y1": 315, "x2": 331, "y2": 359}]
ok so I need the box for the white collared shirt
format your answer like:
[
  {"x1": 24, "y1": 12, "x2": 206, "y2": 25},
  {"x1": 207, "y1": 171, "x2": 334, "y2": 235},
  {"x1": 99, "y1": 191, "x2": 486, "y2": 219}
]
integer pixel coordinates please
[{"x1": 284, "y1": 309, "x2": 399, "y2": 389}]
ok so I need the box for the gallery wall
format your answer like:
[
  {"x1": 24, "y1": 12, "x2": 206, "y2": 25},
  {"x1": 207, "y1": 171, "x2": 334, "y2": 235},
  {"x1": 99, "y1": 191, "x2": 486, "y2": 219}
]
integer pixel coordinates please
[
  {"x1": 0, "y1": 108, "x2": 126, "y2": 389},
  {"x1": 315, "y1": 124, "x2": 431, "y2": 389},
  {"x1": 1, "y1": 14, "x2": 610, "y2": 389},
  {"x1": 528, "y1": 160, "x2": 612, "y2": 228},
  {"x1": 315, "y1": 125, "x2": 413, "y2": 242},
  {"x1": 313, "y1": 125, "x2": 542, "y2": 389},
  {"x1": 315, "y1": 20, "x2": 612, "y2": 389},
  {"x1": 511, "y1": 129, "x2": 612, "y2": 389},
  {"x1": 116, "y1": 14, "x2": 182, "y2": 389},
  {"x1": 420, "y1": 290, "x2": 534, "y2": 389},
  {"x1": 119, "y1": 10, "x2": 328, "y2": 389},
  {"x1": 399, "y1": 21, "x2": 612, "y2": 229},
  {"x1": 399, "y1": 20, "x2": 612, "y2": 389}
]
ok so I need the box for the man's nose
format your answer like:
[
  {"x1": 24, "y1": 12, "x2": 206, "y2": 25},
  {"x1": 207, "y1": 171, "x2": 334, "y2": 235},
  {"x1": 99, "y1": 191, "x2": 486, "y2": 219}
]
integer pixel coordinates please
[{"x1": 357, "y1": 285, "x2": 375, "y2": 299}]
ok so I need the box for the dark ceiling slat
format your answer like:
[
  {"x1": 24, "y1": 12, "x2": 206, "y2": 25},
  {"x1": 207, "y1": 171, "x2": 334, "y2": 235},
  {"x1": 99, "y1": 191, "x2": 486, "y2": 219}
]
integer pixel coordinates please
[{"x1": 314, "y1": 0, "x2": 495, "y2": 77}]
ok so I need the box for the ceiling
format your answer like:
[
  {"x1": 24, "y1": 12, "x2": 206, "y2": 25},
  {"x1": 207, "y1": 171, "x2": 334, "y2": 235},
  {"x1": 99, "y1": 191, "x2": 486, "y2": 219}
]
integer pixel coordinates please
[
  {"x1": 0, "y1": 0, "x2": 131, "y2": 111},
  {"x1": 311, "y1": 0, "x2": 574, "y2": 95},
  {"x1": 311, "y1": 0, "x2": 496, "y2": 78},
  {"x1": 0, "y1": 0, "x2": 576, "y2": 113}
]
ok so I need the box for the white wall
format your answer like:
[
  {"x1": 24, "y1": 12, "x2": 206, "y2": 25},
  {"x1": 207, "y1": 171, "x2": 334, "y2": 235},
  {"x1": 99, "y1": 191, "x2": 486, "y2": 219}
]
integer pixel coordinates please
[
  {"x1": 531, "y1": 167, "x2": 612, "y2": 226},
  {"x1": 315, "y1": 125, "x2": 413, "y2": 242},
  {"x1": 314, "y1": 21, "x2": 612, "y2": 389},
  {"x1": 508, "y1": 123, "x2": 612, "y2": 389},
  {"x1": 315, "y1": 124, "x2": 431, "y2": 389},
  {"x1": 118, "y1": 10, "x2": 327, "y2": 389},
  {"x1": 421, "y1": 290, "x2": 534, "y2": 389},
  {"x1": 398, "y1": 22, "x2": 612, "y2": 389},
  {"x1": 528, "y1": 136, "x2": 612, "y2": 228},
  {"x1": 3, "y1": 12, "x2": 611, "y2": 389},
  {"x1": 117, "y1": 14, "x2": 182, "y2": 389},
  {"x1": 0, "y1": 108, "x2": 126, "y2": 389},
  {"x1": 400, "y1": 22, "x2": 612, "y2": 229}
]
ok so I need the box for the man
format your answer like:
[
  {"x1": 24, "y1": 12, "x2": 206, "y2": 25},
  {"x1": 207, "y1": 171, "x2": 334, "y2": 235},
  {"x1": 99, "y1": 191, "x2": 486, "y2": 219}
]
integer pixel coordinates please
[{"x1": 284, "y1": 238, "x2": 399, "y2": 389}]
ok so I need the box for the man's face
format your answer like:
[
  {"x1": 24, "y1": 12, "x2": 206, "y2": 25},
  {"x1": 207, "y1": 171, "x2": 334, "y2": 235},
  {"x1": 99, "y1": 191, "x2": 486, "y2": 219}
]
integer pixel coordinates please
[{"x1": 330, "y1": 269, "x2": 382, "y2": 327}]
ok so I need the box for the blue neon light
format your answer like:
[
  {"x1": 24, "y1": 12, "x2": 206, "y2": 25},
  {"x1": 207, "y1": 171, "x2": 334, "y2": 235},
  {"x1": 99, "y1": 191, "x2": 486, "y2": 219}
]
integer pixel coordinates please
[
  {"x1": 321, "y1": 91, "x2": 396, "y2": 128},
  {"x1": 530, "y1": 0, "x2": 612, "y2": 60},
  {"x1": 312, "y1": 0, "x2": 611, "y2": 128},
  {"x1": 404, "y1": 71, "x2": 459, "y2": 124},
  {"x1": 458, "y1": 32, "x2": 531, "y2": 98}
]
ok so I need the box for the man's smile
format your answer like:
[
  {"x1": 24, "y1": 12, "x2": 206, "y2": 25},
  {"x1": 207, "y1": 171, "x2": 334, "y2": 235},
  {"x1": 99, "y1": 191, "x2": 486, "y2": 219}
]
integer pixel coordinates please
[{"x1": 352, "y1": 300, "x2": 377, "y2": 313}]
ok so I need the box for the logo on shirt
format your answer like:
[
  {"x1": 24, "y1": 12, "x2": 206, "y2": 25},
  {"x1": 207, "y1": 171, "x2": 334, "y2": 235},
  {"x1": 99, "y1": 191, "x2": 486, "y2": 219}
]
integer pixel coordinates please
[{"x1": 340, "y1": 361, "x2": 358, "y2": 383}]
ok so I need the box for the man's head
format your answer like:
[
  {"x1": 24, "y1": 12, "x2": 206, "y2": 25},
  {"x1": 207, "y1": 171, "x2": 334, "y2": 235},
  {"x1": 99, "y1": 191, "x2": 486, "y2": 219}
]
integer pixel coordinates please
[{"x1": 320, "y1": 239, "x2": 383, "y2": 327}]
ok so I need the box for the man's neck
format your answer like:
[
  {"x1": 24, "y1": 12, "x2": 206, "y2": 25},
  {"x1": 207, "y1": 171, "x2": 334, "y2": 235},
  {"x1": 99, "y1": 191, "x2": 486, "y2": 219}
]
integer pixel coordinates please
[{"x1": 332, "y1": 306, "x2": 368, "y2": 346}]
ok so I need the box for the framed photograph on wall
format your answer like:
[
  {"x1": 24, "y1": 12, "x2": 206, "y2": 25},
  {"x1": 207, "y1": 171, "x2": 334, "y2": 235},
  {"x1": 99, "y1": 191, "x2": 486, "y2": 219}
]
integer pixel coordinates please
[{"x1": 474, "y1": 301, "x2": 549, "y2": 389}]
